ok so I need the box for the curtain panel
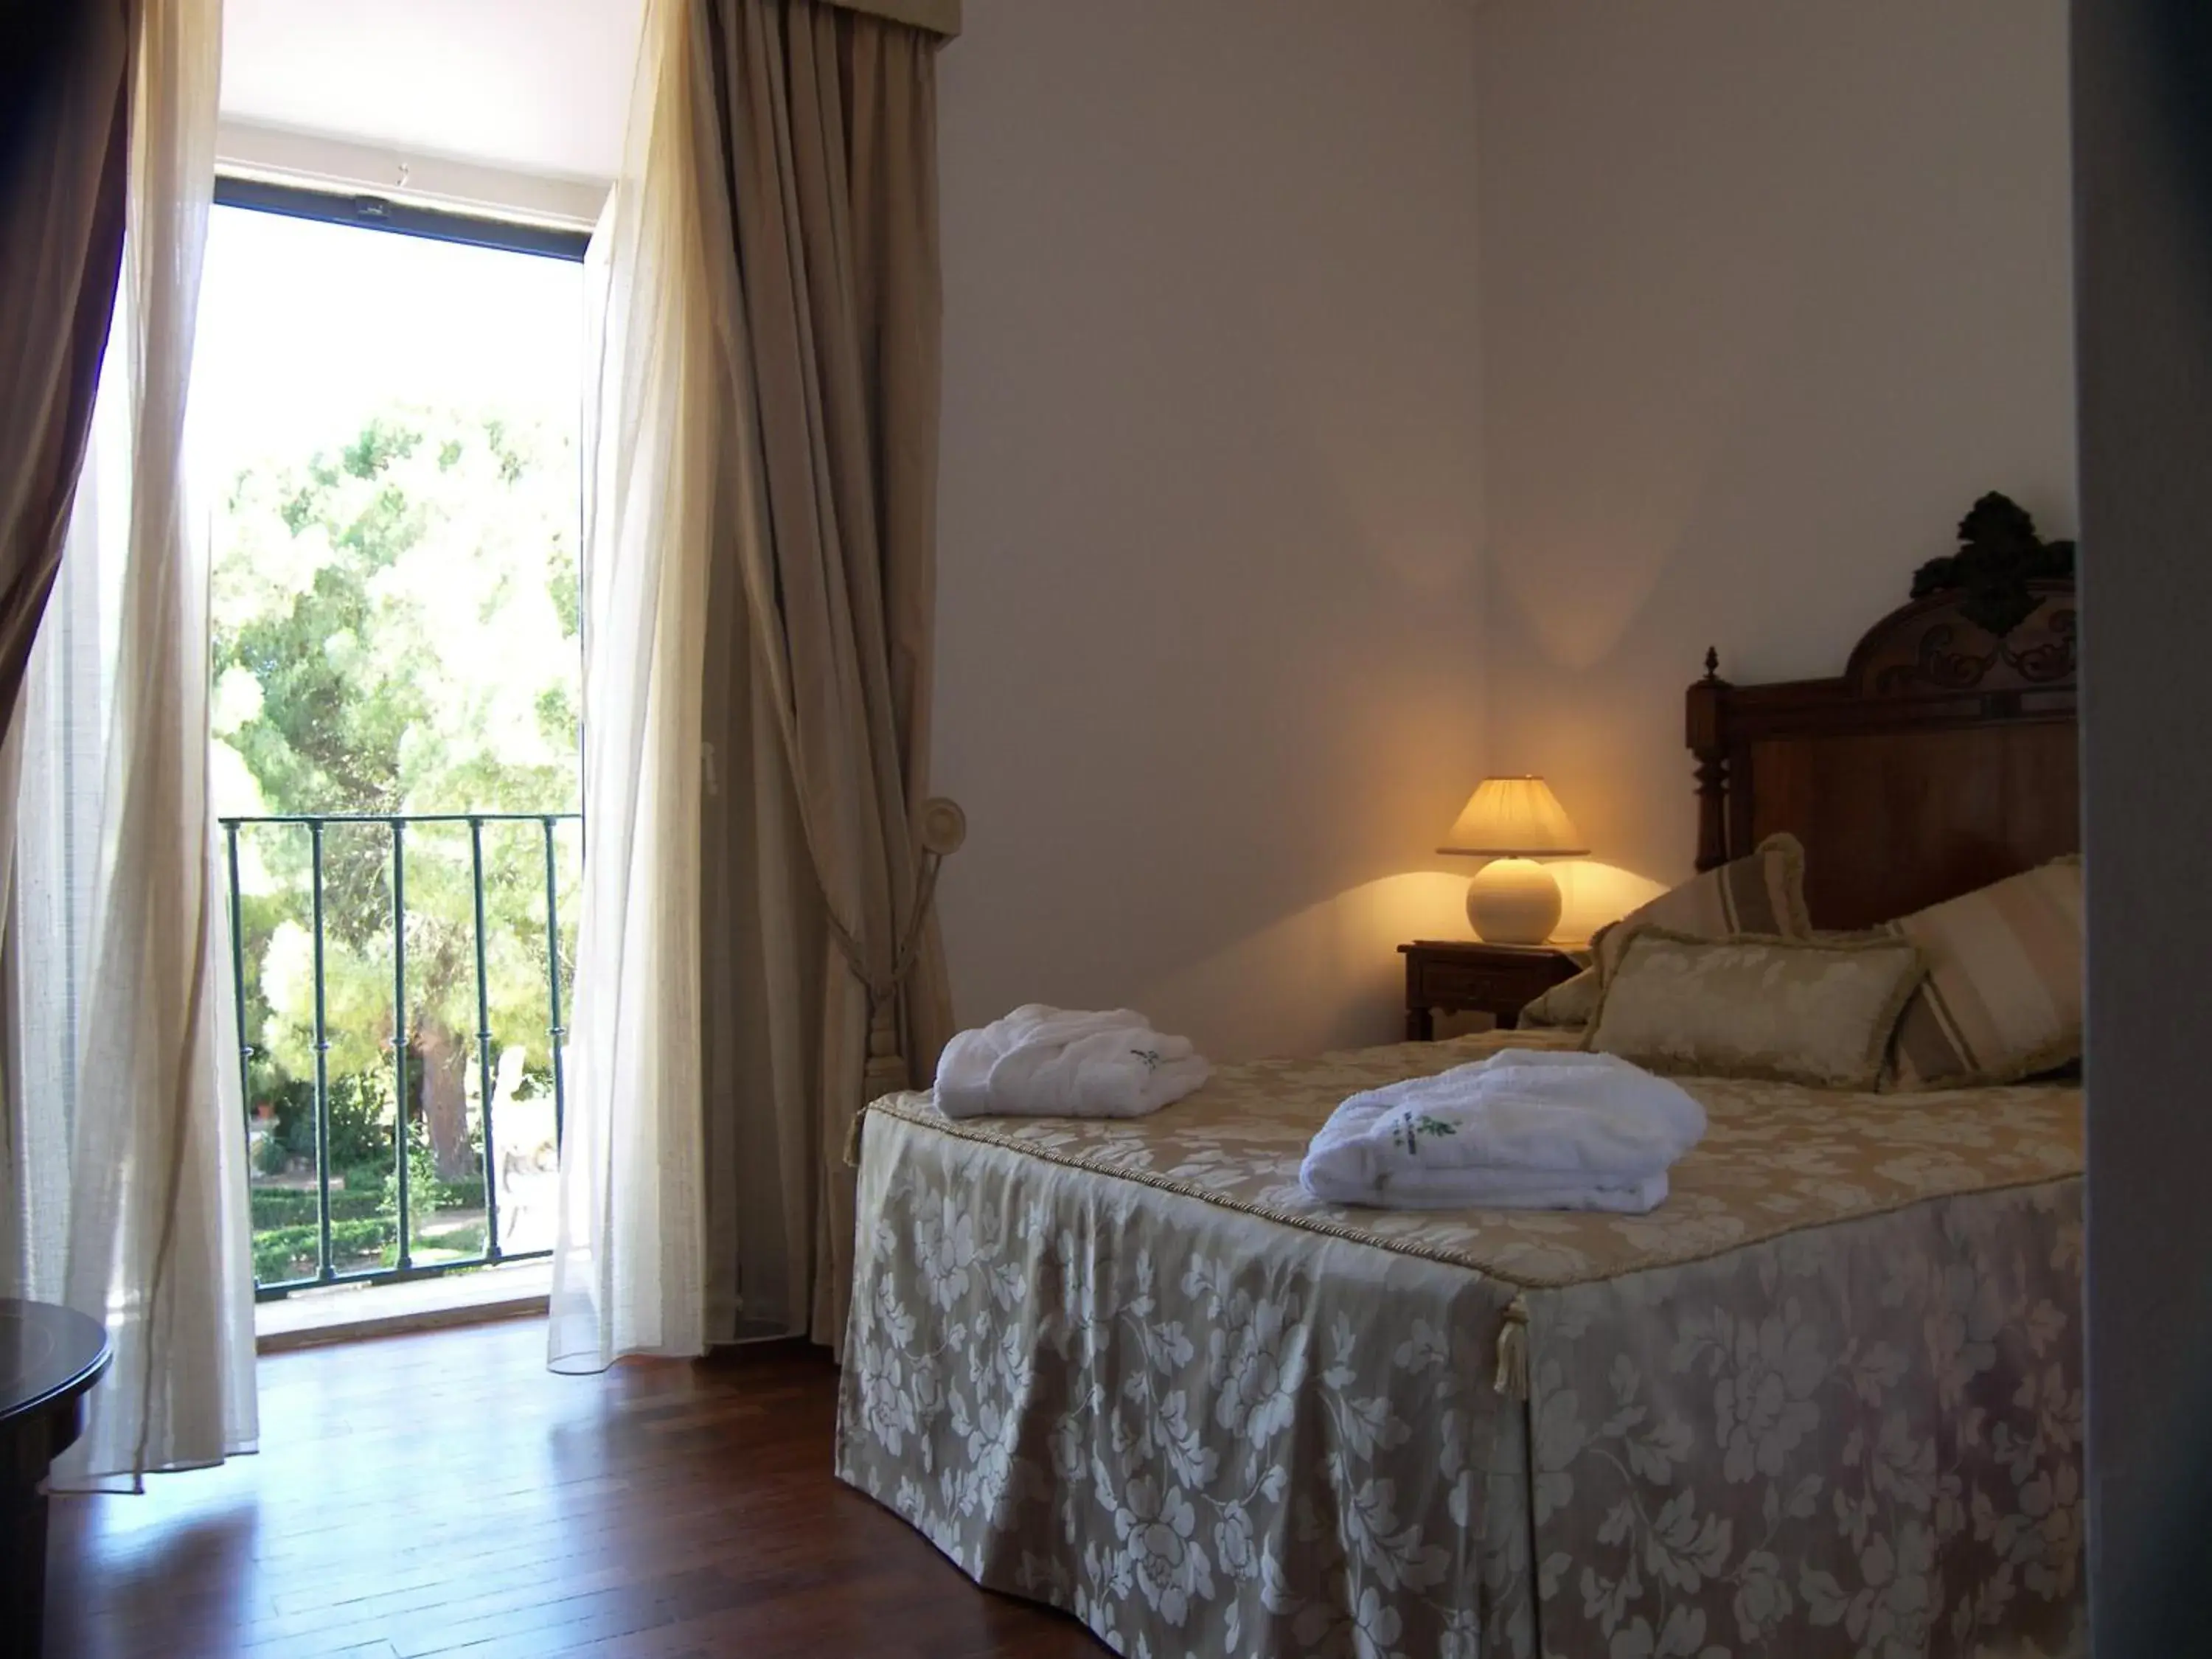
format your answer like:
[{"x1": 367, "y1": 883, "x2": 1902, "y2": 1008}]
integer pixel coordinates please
[
  {"x1": 548, "y1": 0, "x2": 718, "y2": 1372},
  {"x1": 552, "y1": 0, "x2": 951, "y2": 1368},
  {"x1": 5, "y1": 0, "x2": 258, "y2": 1491},
  {"x1": 60, "y1": 0, "x2": 254, "y2": 1490},
  {"x1": 691, "y1": 0, "x2": 953, "y2": 1350},
  {"x1": 0, "y1": 0, "x2": 136, "y2": 1302},
  {"x1": 0, "y1": 1, "x2": 136, "y2": 742}
]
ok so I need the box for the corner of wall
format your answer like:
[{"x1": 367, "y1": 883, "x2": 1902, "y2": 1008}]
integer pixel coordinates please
[{"x1": 1469, "y1": 0, "x2": 2078, "y2": 890}]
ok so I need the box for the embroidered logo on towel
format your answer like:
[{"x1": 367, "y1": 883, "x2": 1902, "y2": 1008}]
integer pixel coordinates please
[
  {"x1": 1131, "y1": 1048, "x2": 1164, "y2": 1072},
  {"x1": 1393, "y1": 1111, "x2": 1459, "y2": 1158}
]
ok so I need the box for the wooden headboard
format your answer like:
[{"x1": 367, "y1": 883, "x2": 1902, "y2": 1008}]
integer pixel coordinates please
[{"x1": 1686, "y1": 579, "x2": 2078, "y2": 929}]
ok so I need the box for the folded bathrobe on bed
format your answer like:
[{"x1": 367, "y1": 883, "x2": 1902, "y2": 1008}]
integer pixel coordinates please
[
  {"x1": 936, "y1": 1004, "x2": 1211, "y2": 1119},
  {"x1": 1299, "y1": 1048, "x2": 1705, "y2": 1212}
]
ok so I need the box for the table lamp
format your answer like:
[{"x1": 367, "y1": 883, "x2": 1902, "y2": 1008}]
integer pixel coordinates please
[{"x1": 1439, "y1": 776, "x2": 1589, "y2": 945}]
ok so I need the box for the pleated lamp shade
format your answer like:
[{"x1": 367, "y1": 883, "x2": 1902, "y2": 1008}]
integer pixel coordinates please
[{"x1": 1439, "y1": 776, "x2": 1588, "y2": 858}]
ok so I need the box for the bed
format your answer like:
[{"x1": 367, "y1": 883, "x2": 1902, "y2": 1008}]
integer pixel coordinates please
[{"x1": 835, "y1": 574, "x2": 2084, "y2": 1659}]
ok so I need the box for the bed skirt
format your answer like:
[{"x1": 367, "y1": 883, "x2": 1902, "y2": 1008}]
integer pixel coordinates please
[{"x1": 835, "y1": 1107, "x2": 2084, "y2": 1658}]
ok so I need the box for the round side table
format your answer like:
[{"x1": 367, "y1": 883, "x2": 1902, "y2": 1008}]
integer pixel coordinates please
[{"x1": 0, "y1": 1299, "x2": 111, "y2": 1659}]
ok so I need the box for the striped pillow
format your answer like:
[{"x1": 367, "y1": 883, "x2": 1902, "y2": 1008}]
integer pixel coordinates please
[
  {"x1": 1591, "y1": 833, "x2": 1812, "y2": 981},
  {"x1": 1882, "y1": 858, "x2": 2083, "y2": 1091}
]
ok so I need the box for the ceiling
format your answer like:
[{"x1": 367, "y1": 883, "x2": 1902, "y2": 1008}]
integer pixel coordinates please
[{"x1": 219, "y1": 0, "x2": 645, "y2": 181}]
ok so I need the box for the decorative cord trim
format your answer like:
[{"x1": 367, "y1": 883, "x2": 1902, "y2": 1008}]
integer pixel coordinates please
[{"x1": 853, "y1": 1094, "x2": 2079, "y2": 1293}]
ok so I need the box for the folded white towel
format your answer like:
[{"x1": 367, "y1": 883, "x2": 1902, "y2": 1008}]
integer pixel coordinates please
[
  {"x1": 936, "y1": 1004, "x2": 1211, "y2": 1120},
  {"x1": 1338, "y1": 1166, "x2": 1672, "y2": 1214},
  {"x1": 1299, "y1": 1048, "x2": 1704, "y2": 1212}
]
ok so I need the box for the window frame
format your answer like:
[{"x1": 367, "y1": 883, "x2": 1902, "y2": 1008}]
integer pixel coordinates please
[{"x1": 212, "y1": 176, "x2": 590, "y2": 264}]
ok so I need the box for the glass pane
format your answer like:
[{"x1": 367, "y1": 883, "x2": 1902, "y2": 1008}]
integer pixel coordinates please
[
  {"x1": 202, "y1": 204, "x2": 584, "y2": 1290},
  {"x1": 480, "y1": 816, "x2": 581, "y2": 1258},
  {"x1": 321, "y1": 818, "x2": 401, "y2": 1276},
  {"x1": 397, "y1": 821, "x2": 487, "y2": 1269},
  {"x1": 240, "y1": 821, "x2": 321, "y2": 1286}
]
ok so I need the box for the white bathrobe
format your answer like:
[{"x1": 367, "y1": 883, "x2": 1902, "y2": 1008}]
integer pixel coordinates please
[
  {"x1": 1299, "y1": 1048, "x2": 1705, "y2": 1213},
  {"x1": 936, "y1": 1004, "x2": 1211, "y2": 1120}
]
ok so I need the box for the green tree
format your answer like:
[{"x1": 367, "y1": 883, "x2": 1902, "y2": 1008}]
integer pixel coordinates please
[{"x1": 214, "y1": 404, "x2": 580, "y2": 1183}]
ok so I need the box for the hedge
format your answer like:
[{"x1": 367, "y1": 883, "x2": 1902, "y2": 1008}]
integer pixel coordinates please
[
  {"x1": 253, "y1": 1219, "x2": 395, "y2": 1283},
  {"x1": 329, "y1": 1167, "x2": 489, "y2": 1214},
  {"x1": 249, "y1": 1180, "x2": 486, "y2": 1232},
  {"x1": 249, "y1": 1189, "x2": 381, "y2": 1229},
  {"x1": 252, "y1": 1217, "x2": 501, "y2": 1283}
]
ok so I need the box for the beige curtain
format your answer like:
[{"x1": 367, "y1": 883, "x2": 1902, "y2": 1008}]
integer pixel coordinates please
[
  {"x1": 549, "y1": 0, "x2": 717, "y2": 1372},
  {"x1": 691, "y1": 0, "x2": 953, "y2": 1349},
  {"x1": 0, "y1": 2, "x2": 136, "y2": 1296},
  {"x1": 11, "y1": 0, "x2": 257, "y2": 1489},
  {"x1": 0, "y1": 2, "x2": 136, "y2": 737}
]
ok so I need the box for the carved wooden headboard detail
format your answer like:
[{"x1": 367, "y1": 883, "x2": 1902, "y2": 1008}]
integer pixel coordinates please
[{"x1": 1686, "y1": 507, "x2": 2078, "y2": 930}]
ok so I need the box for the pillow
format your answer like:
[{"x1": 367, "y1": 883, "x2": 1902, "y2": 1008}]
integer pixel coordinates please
[
  {"x1": 1590, "y1": 832, "x2": 1812, "y2": 981},
  {"x1": 1585, "y1": 926, "x2": 1928, "y2": 1090},
  {"x1": 1520, "y1": 967, "x2": 1600, "y2": 1030},
  {"x1": 1882, "y1": 858, "x2": 2083, "y2": 1091}
]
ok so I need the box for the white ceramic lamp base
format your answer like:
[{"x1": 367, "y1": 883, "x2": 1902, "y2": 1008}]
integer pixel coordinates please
[{"x1": 1465, "y1": 858, "x2": 1562, "y2": 945}]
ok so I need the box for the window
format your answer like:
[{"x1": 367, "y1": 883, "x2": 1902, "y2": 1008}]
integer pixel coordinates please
[{"x1": 195, "y1": 183, "x2": 588, "y2": 1290}]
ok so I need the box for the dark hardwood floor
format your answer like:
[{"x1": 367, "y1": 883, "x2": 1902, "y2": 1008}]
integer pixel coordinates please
[{"x1": 46, "y1": 1318, "x2": 1103, "y2": 1659}]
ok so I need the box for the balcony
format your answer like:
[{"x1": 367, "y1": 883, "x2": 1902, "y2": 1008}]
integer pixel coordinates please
[{"x1": 222, "y1": 810, "x2": 581, "y2": 1332}]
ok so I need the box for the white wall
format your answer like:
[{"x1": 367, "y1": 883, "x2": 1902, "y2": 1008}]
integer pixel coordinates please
[
  {"x1": 220, "y1": 0, "x2": 640, "y2": 182},
  {"x1": 221, "y1": 0, "x2": 2079, "y2": 1057},
  {"x1": 931, "y1": 0, "x2": 1489, "y2": 1060},
  {"x1": 1474, "y1": 0, "x2": 2078, "y2": 888}
]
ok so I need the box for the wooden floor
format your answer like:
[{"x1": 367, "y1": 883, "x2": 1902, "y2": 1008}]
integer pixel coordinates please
[{"x1": 46, "y1": 1320, "x2": 1103, "y2": 1658}]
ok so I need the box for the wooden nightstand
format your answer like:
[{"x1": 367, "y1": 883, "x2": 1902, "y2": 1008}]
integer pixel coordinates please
[{"x1": 1398, "y1": 941, "x2": 1580, "y2": 1040}]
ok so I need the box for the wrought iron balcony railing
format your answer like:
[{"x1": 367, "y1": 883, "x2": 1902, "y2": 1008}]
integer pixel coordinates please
[{"x1": 220, "y1": 812, "x2": 581, "y2": 1297}]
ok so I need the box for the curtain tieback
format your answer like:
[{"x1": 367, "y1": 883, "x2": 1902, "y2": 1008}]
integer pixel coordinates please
[{"x1": 830, "y1": 797, "x2": 966, "y2": 1102}]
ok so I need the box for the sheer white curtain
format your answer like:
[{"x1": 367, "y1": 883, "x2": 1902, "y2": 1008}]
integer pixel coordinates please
[
  {"x1": 547, "y1": 0, "x2": 716, "y2": 1371},
  {"x1": 5, "y1": 0, "x2": 257, "y2": 1489}
]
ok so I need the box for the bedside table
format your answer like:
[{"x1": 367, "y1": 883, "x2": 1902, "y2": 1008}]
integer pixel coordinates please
[{"x1": 1398, "y1": 941, "x2": 1580, "y2": 1040}]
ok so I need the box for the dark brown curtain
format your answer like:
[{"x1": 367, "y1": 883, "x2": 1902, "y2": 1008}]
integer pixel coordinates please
[
  {"x1": 0, "y1": 1, "x2": 137, "y2": 732},
  {"x1": 690, "y1": 0, "x2": 951, "y2": 1349}
]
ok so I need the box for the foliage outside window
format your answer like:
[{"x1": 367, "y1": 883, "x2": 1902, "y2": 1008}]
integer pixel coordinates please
[{"x1": 200, "y1": 201, "x2": 585, "y2": 1280}]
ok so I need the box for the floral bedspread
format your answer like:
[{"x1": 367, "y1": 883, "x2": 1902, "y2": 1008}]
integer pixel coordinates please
[{"x1": 834, "y1": 1033, "x2": 2084, "y2": 1658}]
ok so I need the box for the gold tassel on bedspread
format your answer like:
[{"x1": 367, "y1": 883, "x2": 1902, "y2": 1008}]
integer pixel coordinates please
[{"x1": 1493, "y1": 1293, "x2": 1531, "y2": 1400}]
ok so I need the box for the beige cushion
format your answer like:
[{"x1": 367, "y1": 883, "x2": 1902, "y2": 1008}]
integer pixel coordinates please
[
  {"x1": 1591, "y1": 833, "x2": 1812, "y2": 981},
  {"x1": 1519, "y1": 967, "x2": 1600, "y2": 1030},
  {"x1": 1882, "y1": 858, "x2": 2083, "y2": 1090},
  {"x1": 1587, "y1": 927, "x2": 1928, "y2": 1090}
]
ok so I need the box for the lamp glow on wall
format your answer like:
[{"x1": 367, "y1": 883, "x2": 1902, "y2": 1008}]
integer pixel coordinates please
[{"x1": 1439, "y1": 776, "x2": 1589, "y2": 944}]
